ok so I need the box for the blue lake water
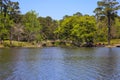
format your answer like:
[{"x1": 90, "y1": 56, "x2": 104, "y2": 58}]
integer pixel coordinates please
[{"x1": 0, "y1": 47, "x2": 120, "y2": 80}]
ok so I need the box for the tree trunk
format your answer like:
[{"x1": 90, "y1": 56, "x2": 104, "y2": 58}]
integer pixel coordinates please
[
  {"x1": 17, "y1": 35, "x2": 20, "y2": 41},
  {"x1": 27, "y1": 34, "x2": 30, "y2": 42},
  {"x1": 107, "y1": 14, "x2": 111, "y2": 45},
  {"x1": 10, "y1": 28, "x2": 12, "y2": 47}
]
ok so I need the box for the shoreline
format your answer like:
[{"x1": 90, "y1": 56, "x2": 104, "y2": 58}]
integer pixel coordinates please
[
  {"x1": 105, "y1": 44, "x2": 120, "y2": 48},
  {"x1": 0, "y1": 44, "x2": 120, "y2": 48},
  {"x1": 0, "y1": 40, "x2": 120, "y2": 48}
]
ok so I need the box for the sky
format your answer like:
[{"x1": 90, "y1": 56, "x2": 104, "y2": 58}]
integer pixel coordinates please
[{"x1": 12, "y1": 0, "x2": 120, "y2": 20}]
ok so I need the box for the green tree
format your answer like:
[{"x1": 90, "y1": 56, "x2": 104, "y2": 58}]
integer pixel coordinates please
[
  {"x1": 95, "y1": 19, "x2": 108, "y2": 42},
  {"x1": 55, "y1": 16, "x2": 74, "y2": 41},
  {"x1": 7, "y1": 1, "x2": 20, "y2": 23},
  {"x1": 94, "y1": 0, "x2": 120, "y2": 45},
  {"x1": 22, "y1": 11, "x2": 41, "y2": 42},
  {"x1": 73, "y1": 12, "x2": 83, "y2": 16},
  {"x1": 0, "y1": 0, "x2": 9, "y2": 16},
  {"x1": 71, "y1": 15, "x2": 96, "y2": 46},
  {"x1": 112, "y1": 17, "x2": 120, "y2": 38},
  {"x1": 38, "y1": 16, "x2": 58, "y2": 40},
  {"x1": 0, "y1": 0, "x2": 20, "y2": 46},
  {"x1": 0, "y1": 13, "x2": 7, "y2": 42},
  {"x1": 55, "y1": 14, "x2": 96, "y2": 46},
  {"x1": 8, "y1": 1, "x2": 20, "y2": 45},
  {"x1": 0, "y1": 0, "x2": 10, "y2": 42},
  {"x1": 11, "y1": 14, "x2": 23, "y2": 41}
]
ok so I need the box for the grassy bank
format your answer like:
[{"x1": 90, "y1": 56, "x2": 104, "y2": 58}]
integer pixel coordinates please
[
  {"x1": 95, "y1": 39, "x2": 120, "y2": 47},
  {"x1": 102, "y1": 39, "x2": 120, "y2": 44},
  {"x1": 0, "y1": 40, "x2": 75, "y2": 48},
  {"x1": 0, "y1": 41, "x2": 36, "y2": 48},
  {"x1": 0, "y1": 39, "x2": 120, "y2": 48}
]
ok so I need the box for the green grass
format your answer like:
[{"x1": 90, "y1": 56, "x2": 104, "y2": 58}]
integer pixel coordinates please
[
  {"x1": 95, "y1": 39, "x2": 120, "y2": 45},
  {"x1": 0, "y1": 39, "x2": 120, "y2": 48},
  {"x1": 1, "y1": 40, "x2": 35, "y2": 47},
  {"x1": 111, "y1": 39, "x2": 120, "y2": 44}
]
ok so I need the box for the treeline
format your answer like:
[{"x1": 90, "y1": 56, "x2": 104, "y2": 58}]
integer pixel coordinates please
[{"x1": 0, "y1": 0, "x2": 120, "y2": 47}]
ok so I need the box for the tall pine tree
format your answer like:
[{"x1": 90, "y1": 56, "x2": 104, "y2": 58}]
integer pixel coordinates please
[{"x1": 94, "y1": 0, "x2": 120, "y2": 45}]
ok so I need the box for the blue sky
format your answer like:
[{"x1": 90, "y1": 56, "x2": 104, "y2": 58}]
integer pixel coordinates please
[{"x1": 12, "y1": 0, "x2": 120, "y2": 20}]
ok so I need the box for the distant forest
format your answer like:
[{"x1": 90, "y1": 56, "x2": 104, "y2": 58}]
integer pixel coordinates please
[{"x1": 0, "y1": 0, "x2": 120, "y2": 46}]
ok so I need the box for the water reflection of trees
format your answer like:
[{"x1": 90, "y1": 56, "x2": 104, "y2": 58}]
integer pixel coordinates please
[
  {"x1": 96, "y1": 48, "x2": 119, "y2": 80},
  {"x1": 0, "y1": 49, "x2": 17, "y2": 80}
]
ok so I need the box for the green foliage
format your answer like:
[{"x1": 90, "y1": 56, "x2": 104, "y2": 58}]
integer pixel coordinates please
[
  {"x1": 0, "y1": 0, "x2": 20, "y2": 47},
  {"x1": 22, "y1": 10, "x2": 42, "y2": 42},
  {"x1": 71, "y1": 15, "x2": 96, "y2": 43},
  {"x1": 55, "y1": 15, "x2": 97, "y2": 44},
  {"x1": 114, "y1": 17, "x2": 120, "y2": 38},
  {"x1": 0, "y1": 13, "x2": 13, "y2": 40},
  {"x1": 94, "y1": 0, "x2": 120, "y2": 45},
  {"x1": 3, "y1": 41, "x2": 25, "y2": 47},
  {"x1": 95, "y1": 19, "x2": 108, "y2": 42},
  {"x1": 1, "y1": 0, "x2": 120, "y2": 47},
  {"x1": 55, "y1": 16, "x2": 74, "y2": 40},
  {"x1": 35, "y1": 33, "x2": 43, "y2": 42},
  {"x1": 0, "y1": 14, "x2": 7, "y2": 38},
  {"x1": 38, "y1": 16, "x2": 58, "y2": 40},
  {"x1": 54, "y1": 41, "x2": 66, "y2": 46}
]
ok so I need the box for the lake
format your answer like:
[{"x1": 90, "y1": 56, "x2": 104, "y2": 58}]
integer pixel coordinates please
[{"x1": 0, "y1": 47, "x2": 120, "y2": 80}]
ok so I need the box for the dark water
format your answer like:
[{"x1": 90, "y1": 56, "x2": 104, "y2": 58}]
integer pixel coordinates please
[{"x1": 0, "y1": 47, "x2": 120, "y2": 80}]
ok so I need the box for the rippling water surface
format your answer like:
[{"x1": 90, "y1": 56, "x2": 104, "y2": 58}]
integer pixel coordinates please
[{"x1": 0, "y1": 47, "x2": 120, "y2": 80}]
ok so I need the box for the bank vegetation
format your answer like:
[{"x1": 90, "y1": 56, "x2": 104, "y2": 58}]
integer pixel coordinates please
[{"x1": 0, "y1": 0, "x2": 120, "y2": 47}]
